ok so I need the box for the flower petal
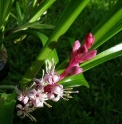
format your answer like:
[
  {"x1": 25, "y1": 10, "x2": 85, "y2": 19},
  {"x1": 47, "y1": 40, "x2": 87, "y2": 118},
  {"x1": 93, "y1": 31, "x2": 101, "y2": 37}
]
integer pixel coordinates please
[
  {"x1": 84, "y1": 33, "x2": 95, "y2": 49},
  {"x1": 70, "y1": 40, "x2": 81, "y2": 62},
  {"x1": 78, "y1": 50, "x2": 97, "y2": 63},
  {"x1": 69, "y1": 66, "x2": 83, "y2": 75}
]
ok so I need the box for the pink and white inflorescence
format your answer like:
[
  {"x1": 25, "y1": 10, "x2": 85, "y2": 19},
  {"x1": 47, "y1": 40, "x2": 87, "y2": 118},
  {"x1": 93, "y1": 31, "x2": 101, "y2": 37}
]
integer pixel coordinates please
[{"x1": 15, "y1": 33, "x2": 97, "y2": 121}]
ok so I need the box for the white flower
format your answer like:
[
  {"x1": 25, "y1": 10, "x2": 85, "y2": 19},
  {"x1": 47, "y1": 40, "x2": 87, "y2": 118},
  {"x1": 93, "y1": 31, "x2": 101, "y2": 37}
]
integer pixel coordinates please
[
  {"x1": 15, "y1": 86, "x2": 29, "y2": 104},
  {"x1": 28, "y1": 89, "x2": 48, "y2": 107},
  {"x1": 44, "y1": 84, "x2": 63, "y2": 101},
  {"x1": 44, "y1": 59, "x2": 59, "y2": 84},
  {"x1": 44, "y1": 84, "x2": 79, "y2": 101},
  {"x1": 16, "y1": 104, "x2": 36, "y2": 122}
]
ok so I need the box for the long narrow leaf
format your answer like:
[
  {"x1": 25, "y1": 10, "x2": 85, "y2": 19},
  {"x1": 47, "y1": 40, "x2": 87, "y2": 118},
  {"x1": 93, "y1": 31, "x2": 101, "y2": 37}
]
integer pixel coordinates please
[
  {"x1": 16, "y1": 1, "x2": 23, "y2": 25},
  {"x1": 92, "y1": 0, "x2": 122, "y2": 49},
  {"x1": 0, "y1": 94, "x2": 16, "y2": 124},
  {"x1": 58, "y1": 74, "x2": 89, "y2": 88},
  {"x1": 56, "y1": 1, "x2": 122, "y2": 74},
  {"x1": 20, "y1": 0, "x2": 90, "y2": 89},
  {"x1": 11, "y1": 22, "x2": 54, "y2": 32},
  {"x1": 36, "y1": 32, "x2": 59, "y2": 65},
  {"x1": 81, "y1": 43, "x2": 122, "y2": 71},
  {"x1": 29, "y1": 0, "x2": 55, "y2": 22}
]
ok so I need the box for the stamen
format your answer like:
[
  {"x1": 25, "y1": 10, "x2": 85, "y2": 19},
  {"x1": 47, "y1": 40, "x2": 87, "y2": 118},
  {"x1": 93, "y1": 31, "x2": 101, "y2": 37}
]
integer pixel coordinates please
[
  {"x1": 64, "y1": 88, "x2": 73, "y2": 90},
  {"x1": 64, "y1": 91, "x2": 79, "y2": 94},
  {"x1": 26, "y1": 113, "x2": 37, "y2": 122},
  {"x1": 44, "y1": 102, "x2": 52, "y2": 108},
  {"x1": 62, "y1": 97, "x2": 69, "y2": 101},
  {"x1": 66, "y1": 95, "x2": 73, "y2": 98},
  {"x1": 30, "y1": 82, "x2": 36, "y2": 89}
]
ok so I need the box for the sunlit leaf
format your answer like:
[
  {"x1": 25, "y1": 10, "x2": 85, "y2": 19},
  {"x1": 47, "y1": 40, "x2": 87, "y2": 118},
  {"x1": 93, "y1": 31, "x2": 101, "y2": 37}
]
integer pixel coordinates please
[
  {"x1": 92, "y1": 0, "x2": 122, "y2": 49},
  {"x1": 0, "y1": 94, "x2": 16, "y2": 124},
  {"x1": 29, "y1": 0, "x2": 56, "y2": 22},
  {"x1": 58, "y1": 74, "x2": 89, "y2": 88},
  {"x1": 16, "y1": 1, "x2": 23, "y2": 25},
  {"x1": 11, "y1": 22, "x2": 54, "y2": 32},
  {"x1": 20, "y1": 0, "x2": 90, "y2": 88},
  {"x1": 81, "y1": 43, "x2": 122, "y2": 71},
  {"x1": 56, "y1": 1, "x2": 122, "y2": 74},
  {"x1": 37, "y1": 32, "x2": 59, "y2": 65}
]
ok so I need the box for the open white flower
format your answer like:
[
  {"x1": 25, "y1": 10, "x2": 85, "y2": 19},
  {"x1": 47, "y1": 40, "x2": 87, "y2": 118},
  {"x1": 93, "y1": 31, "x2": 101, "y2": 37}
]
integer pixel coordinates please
[
  {"x1": 44, "y1": 59, "x2": 59, "y2": 84},
  {"x1": 28, "y1": 89, "x2": 49, "y2": 107},
  {"x1": 15, "y1": 87, "x2": 29, "y2": 104},
  {"x1": 16, "y1": 104, "x2": 36, "y2": 122}
]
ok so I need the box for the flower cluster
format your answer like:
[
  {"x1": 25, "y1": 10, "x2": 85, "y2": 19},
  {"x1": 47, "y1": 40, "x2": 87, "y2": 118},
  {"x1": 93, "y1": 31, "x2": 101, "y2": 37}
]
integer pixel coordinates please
[
  {"x1": 60, "y1": 33, "x2": 97, "y2": 80},
  {"x1": 16, "y1": 59, "x2": 78, "y2": 121},
  {"x1": 15, "y1": 33, "x2": 97, "y2": 121}
]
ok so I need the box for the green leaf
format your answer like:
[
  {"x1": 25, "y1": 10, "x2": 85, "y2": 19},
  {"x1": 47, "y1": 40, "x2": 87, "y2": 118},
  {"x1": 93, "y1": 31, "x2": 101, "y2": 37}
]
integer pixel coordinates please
[
  {"x1": 58, "y1": 74, "x2": 89, "y2": 88},
  {"x1": 0, "y1": 0, "x2": 14, "y2": 32},
  {"x1": 91, "y1": 0, "x2": 122, "y2": 49},
  {"x1": 16, "y1": 1, "x2": 23, "y2": 25},
  {"x1": 30, "y1": 23, "x2": 54, "y2": 29},
  {"x1": 56, "y1": 1, "x2": 122, "y2": 74},
  {"x1": 81, "y1": 43, "x2": 122, "y2": 71},
  {"x1": 0, "y1": 94, "x2": 16, "y2": 124},
  {"x1": 1, "y1": 30, "x2": 59, "y2": 88},
  {"x1": 11, "y1": 22, "x2": 54, "y2": 32},
  {"x1": 29, "y1": 0, "x2": 56, "y2": 23},
  {"x1": 37, "y1": 32, "x2": 59, "y2": 65},
  {"x1": 20, "y1": 0, "x2": 90, "y2": 88},
  {"x1": 67, "y1": 37, "x2": 75, "y2": 46}
]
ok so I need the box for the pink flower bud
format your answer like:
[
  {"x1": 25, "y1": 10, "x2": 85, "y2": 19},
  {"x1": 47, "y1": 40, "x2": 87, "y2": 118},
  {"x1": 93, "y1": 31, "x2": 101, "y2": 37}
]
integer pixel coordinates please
[
  {"x1": 69, "y1": 66, "x2": 83, "y2": 75},
  {"x1": 84, "y1": 33, "x2": 95, "y2": 49},
  {"x1": 70, "y1": 40, "x2": 81, "y2": 62},
  {"x1": 77, "y1": 44, "x2": 88, "y2": 55},
  {"x1": 78, "y1": 50, "x2": 97, "y2": 63},
  {"x1": 44, "y1": 84, "x2": 52, "y2": 93}
]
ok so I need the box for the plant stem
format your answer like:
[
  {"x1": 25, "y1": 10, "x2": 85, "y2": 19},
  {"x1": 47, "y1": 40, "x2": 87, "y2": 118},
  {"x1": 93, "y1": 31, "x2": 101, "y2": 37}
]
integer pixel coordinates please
[
  {"x1": 20, "y1": 0, "x2": 90, "y2": 89},
  {"x1": 0, "y1": 85, "x2": 15, "y2": 90}
]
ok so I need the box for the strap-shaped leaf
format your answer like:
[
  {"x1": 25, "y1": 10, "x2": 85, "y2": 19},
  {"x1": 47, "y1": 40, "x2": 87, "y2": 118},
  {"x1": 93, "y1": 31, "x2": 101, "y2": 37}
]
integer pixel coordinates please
[
  {"x1": 16, "y1": 1, "x2": 23, "y2": 25},
  {"x1": 29, "y1": 0, "x2": 56, "y2": 23},
  {"x1": 11, "y1": 22, "x2": 54, "y2": 33},
  {"x1": 20, "y1": 0, "x2": 90, "y2": 88},
  {"x1": 58, "y1": 74, "x2": 89, "y2": 88},
  {"x1": 37, "y1": 32, "x2": 59, "y2": 65},
  {"x1": 56, "y1": 1, "x2": 122, "y2": 73},
  {"x1": 92, "y1": 0, "x2": 122, "y2": 49},
  {"x1": 0, "y1": 0, "x2": 14, "y2": 31},
  {"x1": 81, "y1": 43, "x2": 122, "y2": 71},
  {"x1": 0, "y1": 94, "x2": 16, "y2": 124}
]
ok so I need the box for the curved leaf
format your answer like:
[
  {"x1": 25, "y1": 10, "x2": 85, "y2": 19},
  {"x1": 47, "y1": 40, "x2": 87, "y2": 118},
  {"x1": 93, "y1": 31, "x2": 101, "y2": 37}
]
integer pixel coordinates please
[
  {"x1": 58, "y1": 74, "x2": 89, "y2": 88},
  {"x1": 92, "y1": 0, "x2": 122, "y2": 49},
  {"x1": 11, "y1": 22, "x2": 54, "y2": 33},
  {"x1": 20, "y1": 0, "x2": 90, "y2": 88},
  {"x1": 56, "y1": 1, "x2": 122, "y2": 73},
  {"x1": 38, "y1": 32, "x2": 59, "y2": 65},
  {"x1": 81, "y1": 43, "x2": 122, "y2": 71},
  {"x1": 29, "y1": 0, "x2": 56, "y2": 23},
  {"x1": 0, "y1": 94, "x2": 16, "y2": 124}
]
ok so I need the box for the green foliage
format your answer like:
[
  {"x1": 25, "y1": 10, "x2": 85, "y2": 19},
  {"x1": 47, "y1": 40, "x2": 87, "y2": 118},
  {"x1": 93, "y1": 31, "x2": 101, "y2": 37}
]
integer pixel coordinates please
[
  {"x1": 0, "y1": 0, "x2": 14, "y2": 32},
  {"x1": 0, "y1": 0, "x2": 122, "y2": 124},
  {"x1": 20, "y1": 0, "x2": 90, "y2": 88},
  {"x1": 58, "y1": 73, "x2": 89, "y2": 88},
  {"x1": 81, "y1": 43, "x2": 122, "y2": 71},
  {"x1": 92, "y1": 0, "x2": 122, "y2": 49},
  {"x1": 0, "y1": 94, "x2": 16, "y2": 124}
]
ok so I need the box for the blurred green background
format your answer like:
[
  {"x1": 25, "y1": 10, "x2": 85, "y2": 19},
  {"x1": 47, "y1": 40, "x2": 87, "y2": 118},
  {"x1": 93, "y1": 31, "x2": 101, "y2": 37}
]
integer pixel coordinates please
[{"x1": 1, "y1": 0, "x2": 122, "y2": 124}]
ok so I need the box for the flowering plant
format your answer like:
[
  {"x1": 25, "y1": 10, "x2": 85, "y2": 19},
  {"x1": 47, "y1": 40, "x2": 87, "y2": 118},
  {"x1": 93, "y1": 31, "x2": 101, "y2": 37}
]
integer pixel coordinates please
[
  {"x1": 15, "y1": 33, "x2": 97, "y2": 121},
  {"x1": 0, "y1": 0, "x2": 122, "y2": 123}
]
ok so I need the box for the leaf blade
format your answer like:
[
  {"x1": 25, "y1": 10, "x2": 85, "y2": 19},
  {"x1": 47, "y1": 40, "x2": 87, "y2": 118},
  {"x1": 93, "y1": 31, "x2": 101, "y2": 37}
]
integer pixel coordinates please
[
  {"x1": 58, "y1": 74, "x2": 89, "y2": 88},
  {"x1": 81, "y1": 43, "x2": 122, "y2": 71}
]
